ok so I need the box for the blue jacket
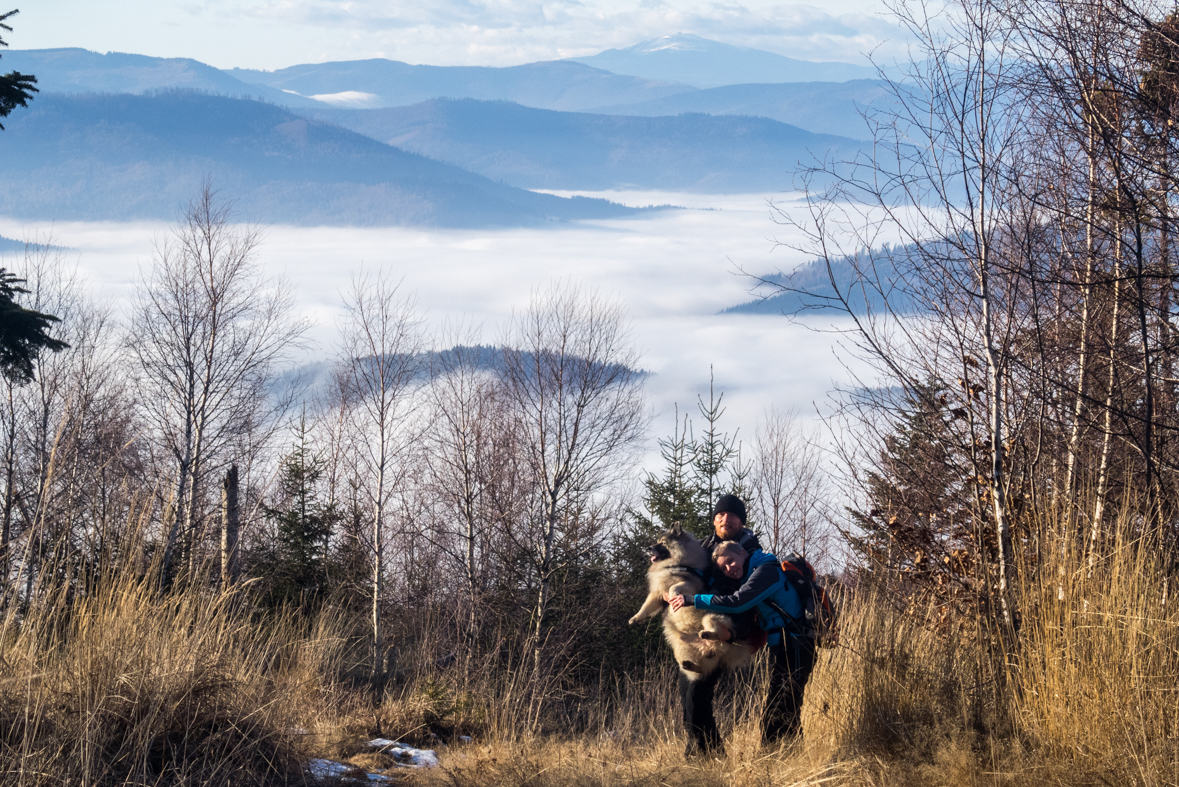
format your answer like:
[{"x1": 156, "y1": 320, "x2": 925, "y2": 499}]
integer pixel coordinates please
[{"x1": 693, "y1": 549, "x2": 804, "y2": 646}]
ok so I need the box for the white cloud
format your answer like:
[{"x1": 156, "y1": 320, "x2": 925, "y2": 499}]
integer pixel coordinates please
[
  {"x1": 0, "y1": 191, "x2": 867, "y2": 463},
  {"x1": 16, "y1": 0, "x2": 915, "y2": 73},
  {"x1": 307, "y1": 90, "x2": 382, "y2": 106},
  {"x1": 177, "y1": 0, "x2": 913, "y2": 67}
]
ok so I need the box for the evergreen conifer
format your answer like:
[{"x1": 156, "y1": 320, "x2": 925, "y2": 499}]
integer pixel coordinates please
[
  {"x1": 0, "y1": 11, "x2": 37, "y2": 131},
  {"x1": 256, "y1": 417, "x2": 337, "y2": 607},
  {"x1": 0, "y1": 269, "x2": 67, "y2": 382}
]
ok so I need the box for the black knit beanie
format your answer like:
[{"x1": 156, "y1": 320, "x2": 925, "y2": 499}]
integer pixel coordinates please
[{"x1": 712, "y1": 494, "x2": 747, "y2": 524}]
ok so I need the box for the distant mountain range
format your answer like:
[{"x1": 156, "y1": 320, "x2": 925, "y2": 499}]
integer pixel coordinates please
[
  {"x1": 0, "y1": 48, "x2": 325, "y2": 108},
  {"x1": 568, "y1": 34, "x2": 879, "y2": 88},
  {"x1": 0, "y1": 92, "x2": 638, "y2": 227},
  {"x1": 3, "y1": 37, "x2": 904, "y2": 135},
  {"x1": 588, "y1": 80, "x2": 901, "y2": 139},
  {"x1": 309, "y1": 99, "x2": 864, "y2": 192},
  {"x1": 227, "y1": 58, "x2": 694, "y2": 112},
  {"x1": 3, "y1": 44, "x2": 903, "y2": 140},
  {"x1": 0, "y1": 35, "x2": 901, "y2": 226}
]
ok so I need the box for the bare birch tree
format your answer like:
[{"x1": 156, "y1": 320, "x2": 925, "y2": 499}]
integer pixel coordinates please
[
  {"x1": 335, "y1": 273, "x2": 421, "y2": 697},
  {"x1": 0, "y1": 240, "x2": 143, "y2": 607},
  {"x1": 129, "y1": 183, "x2": 307, "y2": 591},
  {"x1": 422, "y1": 339, "x2": 507, "y2": 635},
  {"x1": 500, "y1": 284, "x2": 645, "y2": 673},
  {"x1": 751, "y1": 407, "x2": 833, "y2": 562},
  {"x1": 773, "y1": 0, "x2": 1034, "y2": 635}
]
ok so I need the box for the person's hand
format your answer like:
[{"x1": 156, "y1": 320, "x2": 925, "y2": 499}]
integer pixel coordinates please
[{"x1": 666, "y1": 594, "x2": 693, "y2": 612}]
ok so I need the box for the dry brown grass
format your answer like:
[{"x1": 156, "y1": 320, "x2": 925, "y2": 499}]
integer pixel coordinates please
[
  {"x1": 0, "y1": 560, "x2": 351, "y2": 786},
  {"x1": 408, "y1": 732, "x2": 1076, "y2": 787},
  {"x1": 6, "y1": 503, "x2": 1179, "y2": 786},
  {"x1": 380, "y1": 504, "x2": 1179, "y2": 787},
  {"x1": 802, "y1": 587, "x2": 989, "y2": 761},
  {"x1": 1011, "y1": 507, "x2": 1179, "y2": 783}
]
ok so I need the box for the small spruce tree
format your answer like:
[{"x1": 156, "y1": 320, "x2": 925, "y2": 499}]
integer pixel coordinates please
[
  {"x1": 624, "y1": 372, "x2": 747, "y2": 549},
  {"x1": 693, "y1": 368, "x2": 739, "y2": 516},
  {"x1": 256, "y1": 416, "x2": 337, "y2": 608},
  {"x1": 848, "y1": 380, "x2": 978, "y2": 606},
  {"x1": 645, "y1": 406, "x2": 709, "y2": 535}
]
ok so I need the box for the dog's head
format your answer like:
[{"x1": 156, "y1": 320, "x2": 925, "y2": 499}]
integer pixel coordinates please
[
  {"x1": 645, "y1": 541, "x2": 671, "y2": 563},
  {"x1": 646, "y1": 524, "x2": 700, "y2": 565}
]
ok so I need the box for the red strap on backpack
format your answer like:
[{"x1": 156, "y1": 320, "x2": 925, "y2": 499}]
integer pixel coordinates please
[{"x1": 743, "y1": 629, "x2": 768, "y2": 651}]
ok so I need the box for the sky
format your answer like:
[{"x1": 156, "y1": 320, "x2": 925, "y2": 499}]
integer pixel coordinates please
[{"x1": 11, "y1": 0, "x2": 910, "y2": 71}]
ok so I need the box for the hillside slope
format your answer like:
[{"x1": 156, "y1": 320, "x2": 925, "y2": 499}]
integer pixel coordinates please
[
  {"x1": 0, "y1": 92, "x2": 637, "y2": 227},
  {"x1": 589, "y1": 80, "x2": 901, "y2": 138},
  {"x1": 308, "y1": 99, "x2": 863, "y2": 192},
  {"x1": 2, "y1": 48, "x2": 323, "y2": 108},
  {"x1": 229, "y1": 59, "x2": 695, "y2": 111}
]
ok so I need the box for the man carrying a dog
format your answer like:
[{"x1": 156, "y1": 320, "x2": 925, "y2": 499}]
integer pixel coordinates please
[
  {"x1": 670, "y1": 495, "x2": 817, "y2": 753},
  {"x1": 669, "y1": 494, "x2": 760, "y2": 757}
]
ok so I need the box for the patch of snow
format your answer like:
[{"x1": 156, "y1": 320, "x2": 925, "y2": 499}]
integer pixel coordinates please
[
  {"x1": 367, "y1": 739, "x2": 440, "y2": 769},
  {"x1": 308, "y1": 759, "x2": 352, "y2": 779},
  {"x1": 458, "y1": 735, "x2": 473, "y2": 743},
  {"x1": 409, "y1": 749, "x2": 440, "y2": 768},
  {"x1": 308, "y1": 758, "x2": 396, "y2": 783},
  {"x1": 639, "y1": 34, "x2": 710, "y2": 54}
]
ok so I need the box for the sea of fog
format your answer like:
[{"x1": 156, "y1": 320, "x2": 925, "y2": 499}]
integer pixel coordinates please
[{"x1": 0, "y1": 190, "x2": 872, "y2": 470}]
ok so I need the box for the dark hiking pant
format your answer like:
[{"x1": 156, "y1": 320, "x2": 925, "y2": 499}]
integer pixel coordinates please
[
  {"x1": 762, "y1": 635, "x2": 817, "y2": 743},
  {"x1": 679, "y1": 668, "x2": 724, "y2": 756}
]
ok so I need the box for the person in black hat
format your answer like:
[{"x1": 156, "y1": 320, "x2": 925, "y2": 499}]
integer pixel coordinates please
[
  {"x1": 677, "y1": 494, "x2": 764, "y2": 758},
  {"x1": 701, "y1": 494, "x2": 761, "y2": 556}
]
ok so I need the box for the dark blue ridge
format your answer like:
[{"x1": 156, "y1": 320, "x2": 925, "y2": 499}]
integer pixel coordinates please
[
  {"x1": 0, "y1": 91, "x2": 640, "y2": 227},
  {"x1": 723, "y1": 243, "x2": 923, "y2": 316},
  {"x1": 303, "y1": 97, "x2": 866, "y2": 193},
  {"x1": 0, "y1": 235, "x2": 62, "y2": 254}
]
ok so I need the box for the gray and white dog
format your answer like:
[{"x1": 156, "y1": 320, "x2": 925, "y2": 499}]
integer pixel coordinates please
[{"x1": 628, "y1": 525, "x2": 756, "y2": 675}]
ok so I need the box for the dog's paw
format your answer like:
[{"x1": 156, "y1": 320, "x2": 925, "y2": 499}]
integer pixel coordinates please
[
  {"x1": 627, "y1": 615, "x2": 640, "y2": 626},
  {"x1": 699, "y1": 630, "x2": 717, "y2": 640}
]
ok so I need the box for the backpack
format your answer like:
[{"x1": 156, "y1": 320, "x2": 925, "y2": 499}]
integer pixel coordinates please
[{"x1": 777, "y1": 552, "x2": 839, "y2": 648}]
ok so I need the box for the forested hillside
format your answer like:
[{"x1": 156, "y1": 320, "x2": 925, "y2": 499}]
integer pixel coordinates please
[
  {"x1": 309, "y1": 99, "x2": 865, "y2": 191},
  {"x1": 0, "y1": 92, "x2": 637, "y2": 226},
  {"x1": 228, "y1": 57, "x2": 694, "y2": 111},
  {"x1": 587, "y1": 79, "x2": 899, "y2": 138}
]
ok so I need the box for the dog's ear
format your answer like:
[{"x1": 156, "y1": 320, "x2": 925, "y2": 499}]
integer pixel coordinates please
[{"x1": 670, "y1": 522, "x2": 683, "y2": 537}]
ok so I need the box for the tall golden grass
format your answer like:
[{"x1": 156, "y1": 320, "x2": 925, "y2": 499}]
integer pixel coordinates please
[
  {"x1": 409, "y1": 500, "x2": 1179, "y2": 786},
  {"x1": 1012, "y1": 506, "x2": 1179, "y2": 782},
  {"x1": 5, "y1": 500, "x2": 1179, "y2": 786},
  {"x1": 0, "y1": 538, "x2": 351, "y2": 786}
]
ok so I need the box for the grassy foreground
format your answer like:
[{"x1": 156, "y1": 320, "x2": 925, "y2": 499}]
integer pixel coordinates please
[{"x1": 2, "y1": 513, "x2": 1177, "y2": 786}]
